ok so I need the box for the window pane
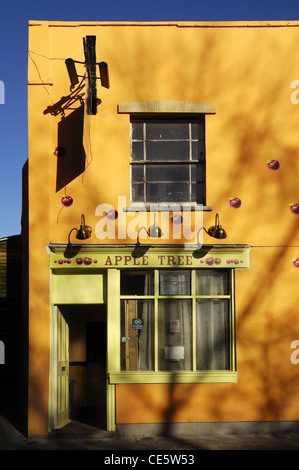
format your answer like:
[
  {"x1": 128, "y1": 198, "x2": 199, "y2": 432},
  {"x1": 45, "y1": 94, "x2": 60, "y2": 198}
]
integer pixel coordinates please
[
  {"x1": 196, "y1": 270, "x2": 229, "y2": 295},
  {"x1": 147, "y1": 122, "x2": 189, "y2": 140},
  {"x1": 132, "y1": 183, "x2": 144, "y2": 202},
  {"x1": 121, "y1": 270, "x2": 154, "y2": 295},
  {"x1": 191, "y1": 183, "x2": 204, "y2": 203},
  {"x1": 132, "y1": 122, "x2": 143, "y2": 140},
  {"x1": 146, "y1": 141, "x2": 190, "y2": 161},
  {"x1": 192, "y1": 141, "x2": 205, "y2": 161},
  {"x1": 191, "y1": 164, "x2": 204, "y2": 182},
  {"x1": 146, "y1": 182, "x2": 190, "y2": 202},
  {"x1": 132, "y1": 165, "x2": 144, "y2": 182},
  {"x1": 146, "y1": 164, "x2": 189, "y2": 182},
  {"x1": 191, "y1": 121, "x2": 204, "y2": 140},
  {"x1": 159, "y1": 270, "x2": 191, "y2": 295},
  {"x1": 158, "y1": 299, "x2": 192, "y2": 371},
  {"x1": 196, "y1": 299, "x2": 229, "y2": 370},
  {"x1": 121, "y1": 300, "x2": 154, "y2": 371},
  {"x1": 131, "y1": 142, "x2": 144, "y2": 161}
]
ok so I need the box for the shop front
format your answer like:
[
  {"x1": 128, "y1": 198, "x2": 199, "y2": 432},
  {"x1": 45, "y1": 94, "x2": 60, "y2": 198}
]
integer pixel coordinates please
[{"x1": 48, "y1": 243, "x2": 249, "y2": 432}]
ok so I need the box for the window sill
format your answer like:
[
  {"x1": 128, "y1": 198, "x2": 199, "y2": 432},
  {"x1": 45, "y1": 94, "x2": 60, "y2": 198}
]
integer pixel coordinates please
[
  {"x1": 108, "y1": 371, "x2": 237, "y2": 384},
  {"x1": 124, "y1": 203, "x2": 213, "y2": 212}
]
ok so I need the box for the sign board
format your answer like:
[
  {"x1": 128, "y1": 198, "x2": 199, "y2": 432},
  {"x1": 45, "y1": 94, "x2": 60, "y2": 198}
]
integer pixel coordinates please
[
  {"x1": 132, "y1": 318, "x2": 144, "y2": 330},
  {"x1": 165, "y1": 346, "x2": 184, "y2": 361},
  {"x1": 170, "y1": 320, "x2": 180, "y2": 333},
  {"x1": 50, "y1": 245, "x2": 250, "y2": 270}
]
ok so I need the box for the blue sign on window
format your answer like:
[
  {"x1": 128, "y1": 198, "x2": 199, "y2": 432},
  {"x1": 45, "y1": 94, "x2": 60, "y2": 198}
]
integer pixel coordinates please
[{"x1": 132, "y1": 318, "x2": 144, "y2": 329}]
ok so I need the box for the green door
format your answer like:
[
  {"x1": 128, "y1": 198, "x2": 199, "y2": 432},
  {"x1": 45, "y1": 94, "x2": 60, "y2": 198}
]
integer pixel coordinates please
[{"x1": 54, "y1": 306, "x2": 71, "y2": 429}]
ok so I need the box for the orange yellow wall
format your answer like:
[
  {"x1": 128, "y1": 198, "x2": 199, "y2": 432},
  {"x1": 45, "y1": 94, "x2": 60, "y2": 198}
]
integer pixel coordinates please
[
  {"x1": 116, "y1": 248, "x2": 299, "y2": 425},
  {"x1": 27, "y1": 21, "x2": 299, "y2": 433}
]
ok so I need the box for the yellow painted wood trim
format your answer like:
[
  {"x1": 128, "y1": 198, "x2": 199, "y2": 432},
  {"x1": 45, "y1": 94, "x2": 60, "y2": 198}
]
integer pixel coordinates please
[
  {"x1": 230, "y1": 270, "x2": 237, "y2": 372},
  {"x1": 48, "y1": 304, "x2": 55, "y2": 432},
  {"x1": 108, "y1": 371, "x2": 237, "y2": 384},
  {"x1": 106, "y1": 383, "x2": 116, "y2": 432},
  {"x1": 118, "y1": 100, "x2": 216, "y2": 115},
  {"x1": 107, "y1": 269, "x2": 120, "y2": 372}
]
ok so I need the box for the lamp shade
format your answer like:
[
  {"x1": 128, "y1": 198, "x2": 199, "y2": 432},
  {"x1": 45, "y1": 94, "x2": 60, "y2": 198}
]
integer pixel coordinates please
[
  {"x1": 207, "y1": 213, "x2": 227, "y2": 239},
  {"x1": 75, "y1": 214, "x2": 92, "y2": 240},
  {"x1": 213, "y1": 226, "x2": 227, "y2": 239},
  {"x1": 147, "y1": 224, "x2": 163, "y2": 238}
]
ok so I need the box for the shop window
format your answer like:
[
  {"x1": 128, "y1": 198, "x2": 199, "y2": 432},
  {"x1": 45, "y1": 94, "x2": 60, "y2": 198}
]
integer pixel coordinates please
[
  {"x1": 130, "y1": 117, "x2": 206, "y2": 205},
  {"x1": 120, "y1": 269, "x2": 234, "y2": 373}
]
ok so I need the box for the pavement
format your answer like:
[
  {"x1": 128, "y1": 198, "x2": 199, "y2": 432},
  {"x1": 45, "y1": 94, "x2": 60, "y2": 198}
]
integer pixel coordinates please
[{"x1": 1, "y1": 414, "x2": 299, "y2": 451}]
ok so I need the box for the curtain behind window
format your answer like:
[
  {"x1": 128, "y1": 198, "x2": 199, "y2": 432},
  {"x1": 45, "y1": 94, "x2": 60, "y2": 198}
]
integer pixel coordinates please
[
  {"x1": 196, "y1": 299, "x2": 229, "y2": 370},
  {"x1": 158, "y1": 271, "x2": 192, "y2": 371},
  {"x1": 196, "y1": 268, "x2": 230, "y2": 370},
  {"x1": 138, "y1": 273, "x2": 154, "y2": 370}
]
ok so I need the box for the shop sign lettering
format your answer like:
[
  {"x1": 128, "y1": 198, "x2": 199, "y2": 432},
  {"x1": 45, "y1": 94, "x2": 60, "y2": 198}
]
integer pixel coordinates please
[{"x1": 104, "y1": 254, "x2": 193, "y2": 266}]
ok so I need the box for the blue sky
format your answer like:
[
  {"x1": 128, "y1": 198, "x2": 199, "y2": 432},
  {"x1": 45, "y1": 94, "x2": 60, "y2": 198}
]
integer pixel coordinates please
[{"x1": 0, "y1": 0, "x2": 298, "y2": 238}]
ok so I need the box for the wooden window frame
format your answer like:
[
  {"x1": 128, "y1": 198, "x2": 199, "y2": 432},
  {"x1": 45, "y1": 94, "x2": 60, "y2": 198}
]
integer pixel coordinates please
[{"x1": 130, "y1": 116, "x2": 206, "y2": 206}]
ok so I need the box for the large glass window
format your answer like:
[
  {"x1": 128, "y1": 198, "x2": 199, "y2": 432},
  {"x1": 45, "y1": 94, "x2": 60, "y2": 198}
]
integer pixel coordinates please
[
  {"x1": 130, "y1": 117, "x2": 206, "y2": 204},
  {"x1": 120, "y1": 269, "x2": 234, "y2": 373}
]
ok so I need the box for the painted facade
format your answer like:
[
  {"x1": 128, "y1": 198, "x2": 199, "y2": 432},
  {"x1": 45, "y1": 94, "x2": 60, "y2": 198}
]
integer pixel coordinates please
[{"x1": 25, "y1": 20, "x2": 299, "y2": 436}]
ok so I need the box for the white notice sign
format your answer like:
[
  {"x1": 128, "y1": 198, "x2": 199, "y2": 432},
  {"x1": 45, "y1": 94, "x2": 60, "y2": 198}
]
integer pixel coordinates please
[{"x1": 165, "y1": 346, "x2": 184, "y2": 361}]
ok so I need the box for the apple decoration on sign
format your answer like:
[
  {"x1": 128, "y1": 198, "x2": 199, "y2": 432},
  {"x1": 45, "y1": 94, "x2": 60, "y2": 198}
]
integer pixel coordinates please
[
  {"x1": 104, "y1": 209, "x2": 118, "y2": 220},
  {"x1": 289, "y1": 203, "x2": 299, "y2": 214},
  {"x1": 170, "y1": 214, "x2": 183, "y2": 225},
  {"x1": 228, "y1": 197, "x2": 242, "y2": 209},
  {"x1": 266, "y1": 159, "x2": 280, "y2": 170},
  {"x1": 60, "y1": 195, "x2": 73, "y2": 207},
  {"x1": 292, "y1": 258, "x2": 299, "y2": 268},
  {"x1": 52, "y1": 147, "x2": 66, "y2": 157}
]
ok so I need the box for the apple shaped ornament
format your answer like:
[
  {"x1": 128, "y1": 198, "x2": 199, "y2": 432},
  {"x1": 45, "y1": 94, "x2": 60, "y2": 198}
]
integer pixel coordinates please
[
  {"x1": 52, "y1": 147, "x2": 66, "y2": 157},
  {"x1": 170, "y1": 214, "x2": 183, "y2": 225},
  {"x1": 104, "y1": 209, "x2": 118, "y2": 220},
  {"x1": 292, "y1": 258, "x2": 299, "y2": 268},
  {"x1": 228, "y1": 197, "x2": 242, "y2": 209},
  {"x1": 60, "y1": 195, "x2": 73, "y2": 207},
  {"x1": 289, "y1": 203, "x2": 299, "y2": 215},
  {"x1": 266, "y1": 159, "x2": 280, "y2": 170}
]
